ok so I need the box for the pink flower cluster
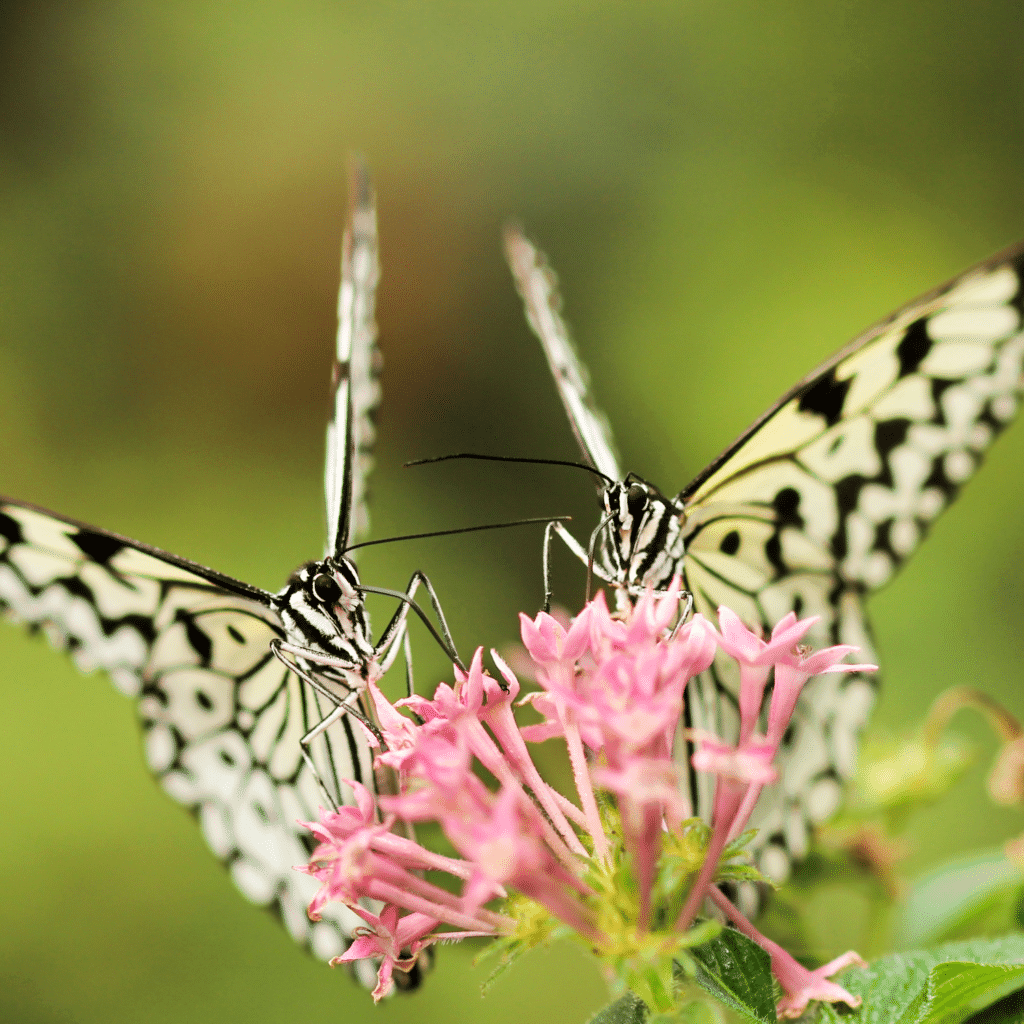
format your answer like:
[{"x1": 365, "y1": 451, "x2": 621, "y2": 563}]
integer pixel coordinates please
[
  {"x1": 676, "y1": 608, "x2": 876, "y2": 937},
  {"x1": 300, "y1": 585, "x2": 874, "y2": 1015}
]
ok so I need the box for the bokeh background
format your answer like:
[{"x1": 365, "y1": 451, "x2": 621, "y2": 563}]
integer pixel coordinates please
[{"x1": 2, "y1": 3, "x2": 1024, "y2": 1022}]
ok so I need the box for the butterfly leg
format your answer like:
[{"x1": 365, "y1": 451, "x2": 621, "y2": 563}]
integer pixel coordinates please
[
  {"x1": 376, "y1": 616, "x2": 407, "y2": 673},
  {"x1": 267, "y1": 644, "x2": 366, "y2": 810},
  {"x1": 299, "y1": 703, "x2": 353, "y2": 809},
  {"x1": 270, "y1": 637, "x2": 361, "y2": 686},
  {"x1": 541, "y1": 520, "x2": 557, "y2": 613},
  {"x1": 401, "y1": 628, "x2": 414, "y2": 698},
  {"x1": 542, "y1": 519, "x2": 615, "y2": 612},
  {"x1": 375, "y1": 614, "x2": 415, "y2": 700},
  {"x1": 269, "y1": 634, "x2": 383, "y2": 742},
  {"x1": 668, "y1": 591, "x2": 695, "y2": 639},
  {"x1": 297, "y1": 688, "x2": 373, "y2": 810},
  {"x1": 367, "y1": 570, "x2": 462, "y2": 669}
]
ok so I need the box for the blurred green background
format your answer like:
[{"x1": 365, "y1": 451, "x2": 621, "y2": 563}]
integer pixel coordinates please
[{"x1": 2, "y1": 2, "x2": 1024, "y2": 1021}]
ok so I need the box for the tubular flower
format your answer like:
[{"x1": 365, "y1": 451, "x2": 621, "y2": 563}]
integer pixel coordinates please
[
  {"x1": 299, "y1": 588, "x2": 874, "y2": 1016},
  {"x1": 708, "y1": 886, "x2": 866, "y2": 1019},
  {"x1": 332, "y1": 905, "x2": 440, "y2": 1003}
]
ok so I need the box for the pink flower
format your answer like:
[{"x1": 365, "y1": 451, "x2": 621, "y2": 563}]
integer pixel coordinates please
[
  {"x1": 672, "y1": 613, "x2": 719, "y2": 679},
  {"x1": 595, "y1": 760, "x2": 687, "y2": 827},
  {"x1": 333, "y1": 905, "x2": 439, "y2": 1002},
  {"x1": 299, "y1": 592, "x2": 877, "y2": 1014},
  {"x1": 519, "y1": 604, "x2": 592, "y2": 665},
  {"x1": 367, "y1": 681, "x2": 422, "y2": 780},
  {"x1": 617, "y1": 577, "x2": 686, "y2": 647},
  {"x1": 676, "y1": 733, "x2": 777, "y2": 931},
  {"x1": 590, "y1": 649, "x2": 684, "y2": 750},
  {"x1": 516, "y1": 689, "x2": 572, "y2": 743},
  {"x1": 454, "y1": 785, "x2": 595, "y2": 933},
  {"x1": 305, "y1": 778, "x2": 378, "y2": 843},
  {"x1": 715, "y1": 607, "x2": 818, "y2": 743},
  {"x1": 773, "y1": 951, "x2": 867, "y2": 1019},
  {"x1": 690, "y1": 734, "x2": 778, "y2": 787},
  {"x1": 302, "y1": 826, "x2": 380, "y2": 920},
  {"x1": 707, "y1": 886, "x2": 866, "y2": 1019},
  {"x1": 594, "y1": 758, "x2": 687, "y2": 928},
  {"x1": 766, "y1": 645, "x2": 876, "y2": 750},
  {"x1": 401, "y1": 727, "x2": 476, "y2": 795},
  {"x1": 586, "y1": 580, "x2": 689, "y2": 659}
]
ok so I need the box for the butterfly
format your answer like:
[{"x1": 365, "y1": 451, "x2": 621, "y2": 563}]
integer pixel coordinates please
[
  {"x1": 0, "y1": 168, "x2": 457, "y2": 987},
  {"x1": 504, "y1": 226, "x2": 1024, "y2": 884}
]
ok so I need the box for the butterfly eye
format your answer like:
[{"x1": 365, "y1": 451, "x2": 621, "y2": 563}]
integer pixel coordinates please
[
  {"x1": 626, "y1": 484, "x2": 648, "y2": 517},
  {"x1": 311, "y1": 573, "x2": 342, "y2": 605}
]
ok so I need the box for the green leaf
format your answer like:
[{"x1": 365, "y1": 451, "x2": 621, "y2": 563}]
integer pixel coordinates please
[
  {"x1": 586, "y1": 991, "x2": 650, "y2": 1024},
  {"x1": 686, "y1": 928, "x2": 777, "y2": 1023},
  {"x1": 818, "y1": 934, "x2": 1024, "y2": 1024},
  {"x1": 896, "y1": 850, "x2": 1024, "y2": 948},
  {"x1": 966, "y1": 987, "x2": 1024, "y2": 1023}
]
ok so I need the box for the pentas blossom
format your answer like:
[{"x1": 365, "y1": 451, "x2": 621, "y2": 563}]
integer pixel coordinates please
[
  {"x1": 333, "y1": 905, "x2": 440, "y2": 1003},
  {"x1": 300, "y1": 586, "x2": 875, "y2": 1016},
  {"x1": 707, "y1": 887, "x2": 867, "y2": 1018}
]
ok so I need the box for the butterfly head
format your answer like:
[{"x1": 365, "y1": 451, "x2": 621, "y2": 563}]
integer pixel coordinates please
[
  {"x1": 603, "y1": 480, "x2": 652, "y2": 550},
  {"x1": 307, "y1": 557, "x2": 363, "y2": 616},
  {"x1": 277, "y1": 556, "x2": 373, "y2": 662},
  {"x1": 602, "y1": 477, "x2": 686, "y2": 587}
]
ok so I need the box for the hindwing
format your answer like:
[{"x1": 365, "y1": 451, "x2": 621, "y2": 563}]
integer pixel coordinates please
[{"x1": 0, "y1": 502, "x2": 376, "y2": 981}]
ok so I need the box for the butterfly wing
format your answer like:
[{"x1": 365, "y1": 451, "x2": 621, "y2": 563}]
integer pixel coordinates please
[
  {"x1": 677, "y1": 243, "x2": 1024, "y2": 875},
  {"x1": 325, "y1": 161, "x2": 382, "y2": 558},
  {"x1": 504, "y1": 227, "x2": 623, "y2": 482},
  {"x1": 512, "y1": 231, "x2": 1024, "y2": 880},
  {"x1": 0, "y1": 498, "x2": 377, "y2": 979}
]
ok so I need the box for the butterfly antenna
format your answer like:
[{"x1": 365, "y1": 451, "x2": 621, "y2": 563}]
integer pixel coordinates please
[
  {"x1": 355, "y1": 584, "x2": 467, "y2": 671},
  {"x1": 406, "y1": 452, "x2": 615, "y2": 487},
  {"x1": 344, "y1": 515, "x2": 572, "y2": 553}
]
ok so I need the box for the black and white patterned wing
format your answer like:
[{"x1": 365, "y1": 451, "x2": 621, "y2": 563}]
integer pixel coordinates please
[
  {"x1": 504, "y1": 227, "x2": 622, "y2": 482},
  {"x1": 677, "y1": 243, "x2": 1024, "y2": 877},
  {"x1": 325, "y1": 163, "x2": 382, "y2": 558},
  {"x1": 0, "y1": 498, "x2": 377, "y2": 980}
]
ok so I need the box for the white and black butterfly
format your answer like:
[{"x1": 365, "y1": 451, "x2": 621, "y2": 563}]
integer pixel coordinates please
[
  {"x1": 504, "y1": 227, "x2": 1024, "y2": 884},
  {"x1": 0, "y1": 170, "x2": 457, "y2": 986}
]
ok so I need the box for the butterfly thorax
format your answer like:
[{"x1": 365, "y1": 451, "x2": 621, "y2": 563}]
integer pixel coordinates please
[
  {"x1": 600, "y1": 478, "x2": 688, "y2": 597},
  {"x1": 274, "y1": 556, "x2": 376, "y2": 689}
]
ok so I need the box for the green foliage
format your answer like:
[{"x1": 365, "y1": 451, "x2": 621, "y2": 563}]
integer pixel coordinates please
[
  {"x1": 575, "y1": 814, "x2": 724, "y2": 1011},
  {"x1": 582, "y1": 929, "x2": 781, "y2": 1024},
  {"x1": 714, "y1": 832, "x2": 778, "y2": 891},
  {"x1": 587, "y1": 992, "x2": 650, "y2": 1024},
  {"x1": 686, "y1": 929, "x2": 777, "y2": 1023},
  {"x1": 476, "y1": 894, "x2": 567, "y2": 993},
  {"x1": 968, "y1": 988, "x2": 1024, "y2": 1024},
  {"x1": 817, "y1": 935, "x2": 1024, "y2": 1024},
  {"x1": 582, "y1": 935, "x2": 1024, "y2": 1024},
  {"x1": 897, "y1": 851, "x2": 1024, "y2": 949}
]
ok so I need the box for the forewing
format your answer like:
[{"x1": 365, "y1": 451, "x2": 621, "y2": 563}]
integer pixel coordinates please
[
  {"x1": 325, "y1": 163, "x2": 382, "y2": 557},
  {"x1": 677, "y1": 243, "x2": 1024, "y2": 878},
  {"x1": 505, "y1": 227, "x2": 623, "y2": 482},
  {"x1": 0, "y1": 498, "x2": 377, "y2": 978},
  {"x1": 681, "y1": 242, "x2": 1024, "y2": 581}
]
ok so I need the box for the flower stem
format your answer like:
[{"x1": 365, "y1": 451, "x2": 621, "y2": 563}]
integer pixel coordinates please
[{"x1": 367, "y1": 879, "x2": 513, "y2": 933}]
